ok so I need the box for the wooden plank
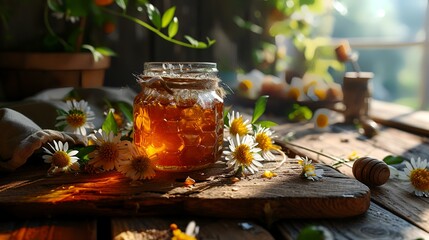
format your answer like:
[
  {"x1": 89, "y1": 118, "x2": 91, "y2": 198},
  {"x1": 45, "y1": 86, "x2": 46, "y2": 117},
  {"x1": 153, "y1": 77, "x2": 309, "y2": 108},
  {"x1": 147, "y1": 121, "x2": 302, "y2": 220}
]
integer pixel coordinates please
[
  {"x1": 274, "y1": 202, "x2": 429, "y2": 239},
  {"x1": 370, "y1": 99, "x2": 429, "y2": 136},
  {"x1": 111, "y1": 217, "x2": 275, "y2": 240},
  {"x1": 0, "y1": 161, "x2": 370, "y2": 221},
  {"x1": 0, "y1": 219, "x2": 96, "y2": 240},
  {"x1": 274, "y1": 121, "x2": 429, "y2": 233}
]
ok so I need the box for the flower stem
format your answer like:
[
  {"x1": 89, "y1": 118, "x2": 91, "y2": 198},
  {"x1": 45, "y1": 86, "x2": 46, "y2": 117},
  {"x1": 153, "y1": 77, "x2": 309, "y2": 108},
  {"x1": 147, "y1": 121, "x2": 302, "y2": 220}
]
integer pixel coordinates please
[
  {"x1": 280, "y1": 141, "x2": 345, "y2": 164},
  {"x1": 75, "y1": 16, "x2": 87, "y2": 52},
  {"x1": 102, "y1": 7, "x2": 210, "y2": 49},
  {"x1": 43, "y1": 3, "x2": 73, "y2": 51}
]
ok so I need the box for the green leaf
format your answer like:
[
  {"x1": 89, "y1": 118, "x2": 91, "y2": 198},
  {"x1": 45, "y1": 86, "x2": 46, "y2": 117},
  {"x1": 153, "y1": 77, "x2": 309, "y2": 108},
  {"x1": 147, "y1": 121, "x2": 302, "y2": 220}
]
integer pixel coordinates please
[
  {"x1": 269, "y1": 20, "x2": 292, "y2": 37},
  {"x1": 288, "y1": 104, "x2": 313, "y2": 122},
  {"x1": 206, "y1": 37, "x2": 216, "y2": 46},
  {"x1": 223, "y1": 106, "x2": 232, "y2": 126},
  {"x1": 196, "y1": 41, "x2": 208, "y2": 48},
  {"x1": 383, "y1": 155, "x2": 405, "y2": 165},
  {"x1": 233, "y1": 16, "x2": 263, "y2": 34},
  {"x1": 185, "y1": 35, "x2": 199, "y2": 47},
  {"x1": 82, "y1": 44, "x2": 103, "y2": 62},
  {"x1": 297, "y1": 226, "x2": 326, "y2": 240},
  {"x1": 115, "y1": 0, "x2": 127, "y2": 11},
  {"x1": 252, "y1": 95, "x2": 269, "y2": 124},
  {"x1": 299, "y1": 0, "x2": 316, "y2": 5},
  {"x1": 254, "y1": 120, "x2": 278, "y2": 128},
  {"x1": 47, "y1": 0, "x2": 63, "y2": 12},
  {"x1": 102, "y1": 109, "x2": 118, "y2": 135},
  {"x1": 75, "y1": 145, "x2": 96, "y2": 162},
  {"x1": 167, "y1": 17, "x2": 179, "y2": 38},
  {"x1": 161, "y1": 6, "x2": 175, "y2": 28},
  {"x1": 115, "y1": 101, "x2": 133, "y2": 122},
  {"x1": 145, "y1": 3, "x2": 161, "y2": 29},
  {"x1": 65, "y1": 0, "x2": 89, "y2": 17},
  {"x1": 95, "y1": 47, "x2": 117, "y2": 57}
]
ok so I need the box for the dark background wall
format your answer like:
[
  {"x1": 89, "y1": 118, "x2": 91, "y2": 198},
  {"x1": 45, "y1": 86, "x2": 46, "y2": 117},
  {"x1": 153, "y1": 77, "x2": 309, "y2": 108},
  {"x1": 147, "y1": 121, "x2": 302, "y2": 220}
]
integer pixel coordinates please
[{"x1": 0, "y1": 0, "x2": 269, "y2": 94}]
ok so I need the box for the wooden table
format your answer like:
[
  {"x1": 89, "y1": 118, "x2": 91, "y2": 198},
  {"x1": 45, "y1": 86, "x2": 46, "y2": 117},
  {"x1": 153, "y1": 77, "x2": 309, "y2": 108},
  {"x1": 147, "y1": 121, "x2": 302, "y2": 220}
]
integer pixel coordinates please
[{"x1": 0, "y1": 100, "x2": 428, "y2": 239}]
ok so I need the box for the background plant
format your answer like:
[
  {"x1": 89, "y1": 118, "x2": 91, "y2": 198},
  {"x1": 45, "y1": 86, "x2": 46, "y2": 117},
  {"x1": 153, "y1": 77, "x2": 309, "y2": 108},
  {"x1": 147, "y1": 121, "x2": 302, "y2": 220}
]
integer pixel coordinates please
[{"x1": 1, "y1": 0, "x2": 215, "y2": 61}]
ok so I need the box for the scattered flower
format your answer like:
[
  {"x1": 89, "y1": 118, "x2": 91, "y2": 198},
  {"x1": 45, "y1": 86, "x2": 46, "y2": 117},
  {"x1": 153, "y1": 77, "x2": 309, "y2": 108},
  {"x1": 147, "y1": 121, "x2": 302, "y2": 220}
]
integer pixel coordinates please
[
  {"x1": 262, "y1": 170, "x2": 277, "y2": 179},
  {"x1": 285, "y1": 77, "x2": 307, "y2": 101},
  {"x1": 223, "y1": 134, "x2": 264, "y2": 175},
  {"x1": 397, "y1": 157, "x2": 429, "y2": 197},
  {"x1": 230, "y1": 177, "x2": 241, "y2": 183},
  {"x1": 88, "y1": 129, "x2": 130, "y2": 171},
  {"x1": 236, "y1": 69, "x2": 264, "y2": 99},
  {"x1": 56, "y1": 99, "x2": 95, "y2": 136},
  {"x1": 184, "y1": 176, "x2": 196, "y2": 187},
  {"x1": 117, "y1": 144, "x2": 156, "y2": 180},
  {"x1": 347, "y1": 150, "x2": 360, "y2": 161},
  {"x1": 298, "y1": 156, "x2": 324, "y2": 181},
  {"x1": 170, "y1": 221, "x2": 199, "y2": 240},
  {"x1": 312, "y1": 108, "x2": 333, "y2": 131},
  {"x1": 42, "y1": 140, "x2": 80, "y2": 175},
  {"x1": 307, "y1": 83, "x2": 328, "y2": 101},
  {"x1": 225, "y1": 111, "x2": 253, "y2": 137}
]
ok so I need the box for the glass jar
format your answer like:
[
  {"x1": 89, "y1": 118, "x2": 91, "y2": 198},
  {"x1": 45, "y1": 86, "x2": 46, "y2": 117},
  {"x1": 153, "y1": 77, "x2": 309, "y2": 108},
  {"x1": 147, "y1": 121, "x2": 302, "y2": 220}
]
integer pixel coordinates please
[{"x1": 133, "y1": 62, "x2": 224, "y2": 172}]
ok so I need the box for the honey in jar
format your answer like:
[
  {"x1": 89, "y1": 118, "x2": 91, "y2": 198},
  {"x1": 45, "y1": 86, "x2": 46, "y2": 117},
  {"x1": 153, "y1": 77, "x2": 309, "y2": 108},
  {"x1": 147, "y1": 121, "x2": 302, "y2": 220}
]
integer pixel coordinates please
[{"x1": 133, "y1": 62, "x2": 224, "y2": 172}]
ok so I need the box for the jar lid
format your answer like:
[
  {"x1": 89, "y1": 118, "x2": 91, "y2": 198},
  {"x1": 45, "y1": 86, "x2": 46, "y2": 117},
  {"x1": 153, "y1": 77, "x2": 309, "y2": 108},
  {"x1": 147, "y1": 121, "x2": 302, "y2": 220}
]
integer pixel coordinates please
[{"x1": 143, "y1": 62, "x2": 218, "y2": 75}]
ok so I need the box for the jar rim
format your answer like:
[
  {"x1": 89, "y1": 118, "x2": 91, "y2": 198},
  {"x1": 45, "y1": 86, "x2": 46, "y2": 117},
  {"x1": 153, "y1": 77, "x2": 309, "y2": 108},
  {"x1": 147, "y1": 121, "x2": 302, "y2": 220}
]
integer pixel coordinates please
[{"x1": 144, "y1": 62, "x2": 217, "y2": 74}]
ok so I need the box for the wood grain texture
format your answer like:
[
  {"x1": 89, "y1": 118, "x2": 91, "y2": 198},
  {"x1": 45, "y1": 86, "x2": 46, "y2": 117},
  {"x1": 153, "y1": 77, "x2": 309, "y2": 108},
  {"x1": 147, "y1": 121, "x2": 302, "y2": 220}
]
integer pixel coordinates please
[
  {"x1": 0, "y1": 219, "x2": 96, "y2": 240},
  {"x1": 111, "y1": 217, "x2": 275, "y2": 240},
  {"x1": 274, "y1": 121, "x2": 429, "y2": 233},
  {"x1": 370, "y1": 99, "x2": 429, "y2": 136},
  {"x1": 274, "y1": 202, "x2": 429, "y2": 240},
  {"x1": 0, "y1": 161, "x2": 369, "y2": 221}
]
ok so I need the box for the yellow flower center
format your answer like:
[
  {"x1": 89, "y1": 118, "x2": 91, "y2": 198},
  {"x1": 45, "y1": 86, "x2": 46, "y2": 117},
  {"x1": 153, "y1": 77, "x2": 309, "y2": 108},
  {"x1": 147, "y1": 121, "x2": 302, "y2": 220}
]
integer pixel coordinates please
[
  {"x1": 66, "y1": 110, "x2": 86, "y2": 128},
  {"x1": 52, "y1": 151, "x2": 71, "y2": 168},
  {"x1": 131, "y1": 155, "x2": 152, "y2": 173},
  {"x1": 238, "y1": 79, "x2": 253, "y2": 92},
  {"x1": 316, "y1": 114, "x2": 329, "y2": 128},
  {"x1": 233, "y1": 144, "x2": 253, "y2": 166},
  {"x1": 287, "y1": 87, "x2": 300, "y2": 100},
  {"x1": 304, "y1": 164, "x2": 316, "y2": 176},
  {"x1": 255, "y1": 132, "x2": 278, "y2": 152},
  {"x1": 410, "y1": 168, "x2": 429, "y2": 191},
  {"x1": 314, "y1": 89, "x2": 327, "y2": 100},
  {"x1": 230, "y1": 117, "x2": 249, "y2": 136},
  {"x1": 99, "y1": 142, "x2": 119, "y2": 163}
]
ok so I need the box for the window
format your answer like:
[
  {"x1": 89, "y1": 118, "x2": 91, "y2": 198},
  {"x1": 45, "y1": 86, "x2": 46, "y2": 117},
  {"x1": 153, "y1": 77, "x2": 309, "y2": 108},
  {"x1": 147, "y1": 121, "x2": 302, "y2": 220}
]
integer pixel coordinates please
[{"x1": 329, "y1": 0, "x2": 427, "y2": 109}]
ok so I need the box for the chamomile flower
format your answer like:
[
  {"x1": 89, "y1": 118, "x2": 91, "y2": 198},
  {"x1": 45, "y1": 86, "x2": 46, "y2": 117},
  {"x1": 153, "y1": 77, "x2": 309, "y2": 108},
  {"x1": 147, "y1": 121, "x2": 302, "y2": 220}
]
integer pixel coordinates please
[
  {"x1": 397, "y1": 157, "x2": 429, "y2": 197},
  {"x1": 223, "y1": 134, "x2": 264, "y2": 174},
  {"x1": 254, "y1": 125, "x2": 282, "y2": 161},
  {"x1": 117, "y1": 145, "x2": 156, "y2": 180},
  {"x1": 170, "y1": 221, "x2": 199, "y2": 240},
  {"x1": 307, "y1": 83, "x2": 328, "y2": 101},
  {"x1": 285, "y1": 77, "x2": 307, "y2": 101},
  {"x1": 298, "y1": 156, "x2": 324, "y2": 181},
  {"x1": 237, "y1": 69, "x2": 264, "y2": 99},
  {"x1": 88, "y1": 129, "x2": 130, "y2": 171},
  {"x1": 225, "y1": 111, "x2": 253, "y2": 137},
  {"x1": 56, "y1": 99, "x2": 95, "y2": 136},
  {"x1": 312, "y1": 108, "x2": 333, "y2": 131},
  {"x1": 42, "y1": 140, "x2": 80, "y2": 175}
]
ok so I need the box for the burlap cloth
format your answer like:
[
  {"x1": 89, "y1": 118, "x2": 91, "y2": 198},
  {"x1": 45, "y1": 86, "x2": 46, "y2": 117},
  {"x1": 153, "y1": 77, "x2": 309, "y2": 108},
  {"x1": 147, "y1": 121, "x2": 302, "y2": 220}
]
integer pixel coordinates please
[{"x1": 0, "y1": 87, "x2": 136, "y2": 171}]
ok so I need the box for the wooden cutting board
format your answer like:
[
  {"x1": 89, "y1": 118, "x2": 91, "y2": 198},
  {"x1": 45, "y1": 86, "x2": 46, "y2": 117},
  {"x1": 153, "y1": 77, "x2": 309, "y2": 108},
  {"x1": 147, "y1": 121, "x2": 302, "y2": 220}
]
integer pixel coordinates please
[{"x1": 0, "y1": 159, "x2": 370, "y2": 222}]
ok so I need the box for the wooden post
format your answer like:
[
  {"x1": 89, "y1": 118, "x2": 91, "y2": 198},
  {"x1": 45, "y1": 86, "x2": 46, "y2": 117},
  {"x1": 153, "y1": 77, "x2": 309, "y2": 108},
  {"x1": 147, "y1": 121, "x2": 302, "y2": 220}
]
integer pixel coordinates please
[{"x1": 342, "y1": 72, "x2": 374, "y2": 123}]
